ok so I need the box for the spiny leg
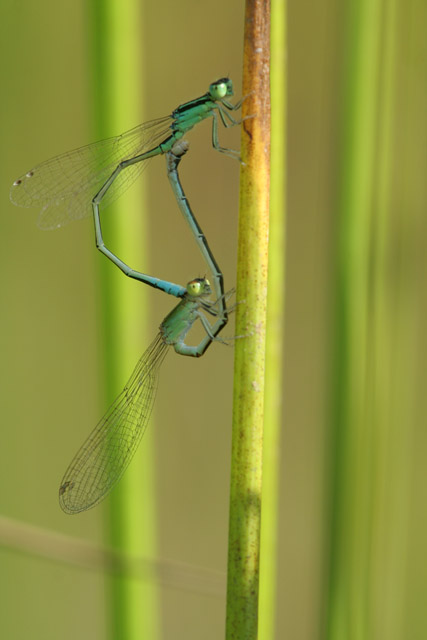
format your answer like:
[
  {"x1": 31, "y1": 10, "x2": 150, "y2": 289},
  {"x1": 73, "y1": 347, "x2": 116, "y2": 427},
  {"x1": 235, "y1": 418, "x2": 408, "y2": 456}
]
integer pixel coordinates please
[
  {"x1": 221, "y1": 92, "x2": 252, "y2": 111},
  {"x1": 211, "y1": 112, "x2": 242, "y2": 160}
]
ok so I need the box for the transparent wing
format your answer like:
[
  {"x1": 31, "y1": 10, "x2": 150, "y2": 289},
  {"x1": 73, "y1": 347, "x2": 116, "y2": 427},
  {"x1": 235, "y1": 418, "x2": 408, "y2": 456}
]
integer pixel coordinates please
[
  {"x1": 10, "y1": 116, "x2": 172, "y2": 229},
  {"x1": 59, "y1": 334, "x2": 169, "y2": 514}
]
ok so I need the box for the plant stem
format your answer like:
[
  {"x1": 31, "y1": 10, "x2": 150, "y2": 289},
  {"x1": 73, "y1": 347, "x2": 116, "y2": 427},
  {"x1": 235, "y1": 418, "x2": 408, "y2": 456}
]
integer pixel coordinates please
[{"x1": 226, "y1": 1, "x2": 271, "y2": 638}]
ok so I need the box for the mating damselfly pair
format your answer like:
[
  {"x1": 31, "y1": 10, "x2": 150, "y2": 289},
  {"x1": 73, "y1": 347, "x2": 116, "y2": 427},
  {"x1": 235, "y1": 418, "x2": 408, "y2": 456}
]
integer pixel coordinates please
[{"x1": 11, "y1": 78, "x2": 245, "y2": 514}]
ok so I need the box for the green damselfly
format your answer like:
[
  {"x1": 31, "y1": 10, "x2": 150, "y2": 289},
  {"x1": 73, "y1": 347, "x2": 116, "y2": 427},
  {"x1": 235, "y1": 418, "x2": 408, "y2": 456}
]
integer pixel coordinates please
[{"x1": 10, "y1": 78, "x2": 244, "y2": 230}]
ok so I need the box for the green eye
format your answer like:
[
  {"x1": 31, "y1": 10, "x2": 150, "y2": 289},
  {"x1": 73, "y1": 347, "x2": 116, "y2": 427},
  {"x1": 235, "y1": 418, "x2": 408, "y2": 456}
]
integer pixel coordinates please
[
  {"x1": 210, "y1": 82, "x2": 227, "y2": 99},
  {"x1": 187, "y1": 280, "x2": 202, "y2": 296},
  {"x1": 186, "y1": 278, "x2": 211, "y2": 296},
  {"x1": 209, "y1": 78, "x2": 233, "y2": 100}
]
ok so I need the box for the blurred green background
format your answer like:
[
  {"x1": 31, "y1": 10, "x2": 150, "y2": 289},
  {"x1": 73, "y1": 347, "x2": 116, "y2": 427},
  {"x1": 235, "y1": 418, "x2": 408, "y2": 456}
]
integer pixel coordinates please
[{"x1": 1, "y1": 0, "x2": 426, "y2": 639}]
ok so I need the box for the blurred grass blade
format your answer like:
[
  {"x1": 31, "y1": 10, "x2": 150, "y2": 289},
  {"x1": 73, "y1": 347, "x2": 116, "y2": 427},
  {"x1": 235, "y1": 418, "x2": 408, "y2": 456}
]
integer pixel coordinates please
[
  {"x1": 89, "y1": 1, "x2": 160, "y2": 638},
  {"x1": 326, "y1": 0, "x2": 413, "y2": 638}
]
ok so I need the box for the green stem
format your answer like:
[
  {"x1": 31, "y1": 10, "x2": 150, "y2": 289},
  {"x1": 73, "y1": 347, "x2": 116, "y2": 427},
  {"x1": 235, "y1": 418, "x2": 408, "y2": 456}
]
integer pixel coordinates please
[{"x1": 226, "y1": 1, "x2": 271, "y2": 638}]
